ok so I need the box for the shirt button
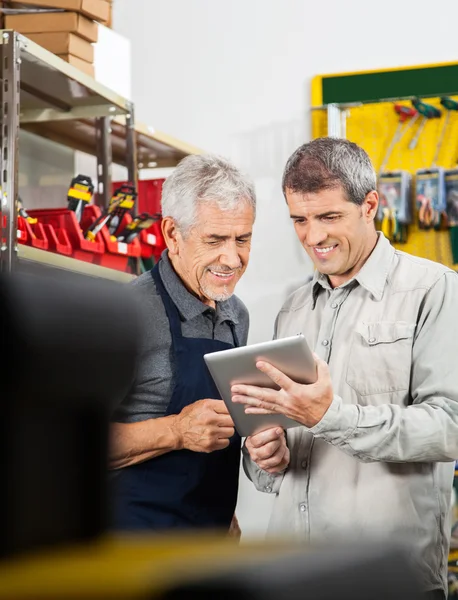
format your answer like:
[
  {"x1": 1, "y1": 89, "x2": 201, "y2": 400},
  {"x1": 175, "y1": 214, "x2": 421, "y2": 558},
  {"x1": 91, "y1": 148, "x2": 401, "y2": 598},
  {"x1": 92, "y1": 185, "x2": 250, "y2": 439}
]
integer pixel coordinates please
[
  {"x1": 299, "y1": 503, "x2": 307, "y2": 512},
  {"x1": 322, "y1": 339, "x2": 329, "y2": 346},
  {"x1": 331, "y1": 302, "x2": 338, "y2": 309},
  {"x1": 301, "y1": 460, "x2": 308, "y2": 469},
  {"x1": 264, "y1": 485, "x2": 272, "y2": 493},
  {"x1": 368, "y1": 337, "x2": 376, "y2": 343}
]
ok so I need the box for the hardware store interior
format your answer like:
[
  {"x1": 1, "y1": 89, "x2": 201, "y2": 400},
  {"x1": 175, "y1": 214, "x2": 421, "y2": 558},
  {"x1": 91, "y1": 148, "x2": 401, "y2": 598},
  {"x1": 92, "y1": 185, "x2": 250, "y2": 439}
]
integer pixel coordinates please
[{"x1": 1, "y1": 1, "x2": 458, "y2": 598}]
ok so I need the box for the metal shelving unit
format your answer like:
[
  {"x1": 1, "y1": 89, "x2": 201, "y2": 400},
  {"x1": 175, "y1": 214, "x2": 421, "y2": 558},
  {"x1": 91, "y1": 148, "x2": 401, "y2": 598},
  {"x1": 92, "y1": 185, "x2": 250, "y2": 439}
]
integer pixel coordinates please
[{"x1": 0, "y1": 29, "x2": 202, "y2": 281}]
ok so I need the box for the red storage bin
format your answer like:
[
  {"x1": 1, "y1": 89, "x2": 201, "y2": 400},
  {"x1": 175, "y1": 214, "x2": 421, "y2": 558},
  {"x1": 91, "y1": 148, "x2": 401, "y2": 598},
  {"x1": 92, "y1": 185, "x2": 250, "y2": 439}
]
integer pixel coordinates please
[
  {"x1": 139, "y1": 219, "x2": 166, "y2": 262},
  {"x1": 17, "y1": 215, "x2": 49, "y2": 250},
  {"x1": 27, "y1": 208, "x2": 104, "y2": 264},
  {"x1": 85, "y1": 205, "x2": 141, "y2": 272},
  {"x1": 112, "y1": 179, "x2": 164, "y2": 215}
]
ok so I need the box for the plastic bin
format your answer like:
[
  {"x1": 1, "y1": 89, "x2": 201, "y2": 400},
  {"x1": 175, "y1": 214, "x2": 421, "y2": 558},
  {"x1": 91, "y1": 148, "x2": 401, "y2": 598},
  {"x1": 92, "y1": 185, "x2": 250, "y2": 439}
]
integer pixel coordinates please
[
  {"x1": 139, "y1": 219, "x2": 166, "y2": 262},
  {"x1": 84, "y1": 205, "x2": 141, "y2": 272},
  {"x1": 27, "y1": 208, "x2": 104, "y2": 263},
  {"x1": 17, "y1": 215, "x2": 49, "y2": 250},
  {"x1": 112, "y1": 179, "x2": 164, "y2": 215}
]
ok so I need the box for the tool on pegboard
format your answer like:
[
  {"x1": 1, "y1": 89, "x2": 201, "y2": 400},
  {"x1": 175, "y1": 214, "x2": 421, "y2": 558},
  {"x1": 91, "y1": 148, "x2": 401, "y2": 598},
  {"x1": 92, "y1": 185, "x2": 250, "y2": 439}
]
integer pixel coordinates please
[
  {"x1": 444, "y1": 169, "x2": 458, "y2": 263},
  {"x1": 415, "y1": 168, "x2": 446, "y2": 230},
  {"x1": 116, "y1": 212, "x2": 160, "y2": 244},
  {"x1": 408, "y1": 98, "x2": 442, "y2": 150},
  {"x1": 378, "y1": 171, "x2": 412, "y2": 243},
  {"x1": 379, "y1": 104, "x2": 418, "y2": 173},
  {"x1": 67, "y1": 175, "x2": 94, "y2": 223},
  {"x1": 431, "y1": 97, "x2": 458, "y2": 166},
  {"x1": 84, "y1": 185, "x2": 136, "y2": 242}
]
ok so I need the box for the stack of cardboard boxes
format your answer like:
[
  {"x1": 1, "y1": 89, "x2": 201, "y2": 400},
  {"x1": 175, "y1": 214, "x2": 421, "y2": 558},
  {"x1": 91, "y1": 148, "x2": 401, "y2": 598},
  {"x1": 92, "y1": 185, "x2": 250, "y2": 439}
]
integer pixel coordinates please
[{"x1": 2, "y1": 0, "x2": 113, "y2": 77}]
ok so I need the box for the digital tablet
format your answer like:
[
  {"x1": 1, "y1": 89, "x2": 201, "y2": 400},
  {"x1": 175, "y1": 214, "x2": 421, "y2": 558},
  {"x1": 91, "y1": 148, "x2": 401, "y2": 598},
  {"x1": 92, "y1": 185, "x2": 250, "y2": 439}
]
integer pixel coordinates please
[{"x1": 204, "y1": 334, "x2": 317, "y2": 437}]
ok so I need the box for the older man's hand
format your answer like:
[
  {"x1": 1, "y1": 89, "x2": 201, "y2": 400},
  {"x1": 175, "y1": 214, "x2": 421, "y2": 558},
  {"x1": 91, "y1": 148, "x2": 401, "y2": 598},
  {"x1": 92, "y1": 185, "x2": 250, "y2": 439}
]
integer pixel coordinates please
[
  {"x1": 232, "y1": 355, "x2": 333, "y2": 428},
  {"x1": 245, "y1": 427, "x2": 290, "y2": 474}
]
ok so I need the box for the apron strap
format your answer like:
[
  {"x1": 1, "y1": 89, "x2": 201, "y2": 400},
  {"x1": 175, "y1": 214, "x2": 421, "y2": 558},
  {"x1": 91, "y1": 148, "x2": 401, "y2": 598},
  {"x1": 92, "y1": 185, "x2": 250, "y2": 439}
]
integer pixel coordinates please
[{"x1": 151, "y1": 263, "x2": 183, "y2": 340}]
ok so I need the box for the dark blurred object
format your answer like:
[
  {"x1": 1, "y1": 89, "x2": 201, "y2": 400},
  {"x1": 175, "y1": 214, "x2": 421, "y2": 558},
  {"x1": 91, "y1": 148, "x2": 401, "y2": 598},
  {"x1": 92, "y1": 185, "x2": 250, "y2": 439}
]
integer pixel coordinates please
[
  {"x1": 0, "y1": 271, "x2": 140, "y2": 558},
  {"x1": 162, "y1": 542, "x2": 422, "y2": 600}
]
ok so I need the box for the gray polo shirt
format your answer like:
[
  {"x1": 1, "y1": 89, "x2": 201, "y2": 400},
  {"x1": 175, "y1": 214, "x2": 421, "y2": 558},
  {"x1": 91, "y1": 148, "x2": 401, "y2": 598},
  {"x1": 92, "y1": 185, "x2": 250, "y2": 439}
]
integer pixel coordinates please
[{"x1": 113, "y1": 251, "x2": 249, "y2": 423}]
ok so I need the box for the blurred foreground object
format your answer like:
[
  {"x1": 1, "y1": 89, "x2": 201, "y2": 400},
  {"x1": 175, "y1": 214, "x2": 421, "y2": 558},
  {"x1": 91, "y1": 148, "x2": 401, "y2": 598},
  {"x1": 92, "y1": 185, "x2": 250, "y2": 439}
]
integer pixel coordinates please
[
  {"x1": 0, "y1": 533, "x2": 423, "y2": 600},
  {"x1": 0, "y1": 271, "x2": 140, "y2": 557}
]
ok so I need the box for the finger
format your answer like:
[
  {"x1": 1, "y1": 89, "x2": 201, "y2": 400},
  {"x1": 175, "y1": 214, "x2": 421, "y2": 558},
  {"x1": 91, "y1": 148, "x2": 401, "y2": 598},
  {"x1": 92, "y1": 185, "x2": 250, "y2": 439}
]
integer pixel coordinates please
[
  {"x1": 205, "y1": 399, "x2": 230, "y2": 414},
  {"x1": 216, "y1": 414, "x2": 235, "y2": 428},
  {"x1": 247, "y1": 427, "x2": 283, "y2": 449},
  {"x1": 234, "y1": 394, "x2": 283, "y2": 414},
  {"x1": 217, "y1": 426, "x2": 235, "y2": 439},
  {"x1": 315, "y1": 356, "x2": 331, "y2": 382},
  {"x1": 258, "y1": 446, "x2": 287, "y2": 469},
  {"x1": 214, "y1": 439, "x2": 230, "y2": 450},
  {"x1": 253, "y1": 439, "x2": 282, "y2": 460},
  {"x1": 256, "y1": 361, "x2": 295, "y2": 392},
  {"x1": 231, "y1": 386, "x2": 279, "y2": 403}
]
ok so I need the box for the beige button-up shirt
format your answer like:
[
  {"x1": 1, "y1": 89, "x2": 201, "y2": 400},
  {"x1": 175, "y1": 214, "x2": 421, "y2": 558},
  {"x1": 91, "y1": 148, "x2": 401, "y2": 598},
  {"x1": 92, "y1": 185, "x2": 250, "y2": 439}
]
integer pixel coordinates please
[{"x1": 243, "y1": 232, "x2": 458, "y2": 593}]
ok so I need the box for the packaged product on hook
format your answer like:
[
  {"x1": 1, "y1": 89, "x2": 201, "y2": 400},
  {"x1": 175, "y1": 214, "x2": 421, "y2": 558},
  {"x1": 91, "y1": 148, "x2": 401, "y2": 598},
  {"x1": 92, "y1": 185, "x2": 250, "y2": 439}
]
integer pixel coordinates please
[
  {"x1": 377, "y1": 170, "x2": 412, "y2": 243},
  {"x1": 415, "y1": 168, "x2": 446, "y2": 230}
]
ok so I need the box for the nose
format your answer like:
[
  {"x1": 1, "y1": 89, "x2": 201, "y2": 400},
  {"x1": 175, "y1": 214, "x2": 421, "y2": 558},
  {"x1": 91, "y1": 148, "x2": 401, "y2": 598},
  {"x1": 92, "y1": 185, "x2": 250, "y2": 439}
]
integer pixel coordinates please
[
  {"x1": 220, "y1": 241, "x2": 242, "y2": 269},
  {"x1": 304, "y1": 221, "x2": 327, "y2": 247}
]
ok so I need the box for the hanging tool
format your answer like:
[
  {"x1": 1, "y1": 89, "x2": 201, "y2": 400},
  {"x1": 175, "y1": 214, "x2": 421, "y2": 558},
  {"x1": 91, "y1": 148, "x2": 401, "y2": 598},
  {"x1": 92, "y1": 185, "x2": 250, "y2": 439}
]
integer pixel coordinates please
[
  {"x1": 379, "y1": 104, "x2": 418, "y2": 174},
  {"x1": 84, "y1": 185, "x2": 136, "y2": 242},
  {"x1": 116, "y1": 212, "x2": 160, "y2": 244},
  {"x1": 17, "y1": 196, "x2": 37, "y2": 225},
  {"x1": 408, "y1": 98, "x2": 442, "y2": 150},
  {"x1": 107, "y1": 184, "x2": 137, "y2": 237},
  {"x1": 378, "y1": 171, "x2": 411, "y2": 243},
  {"x1": 67, "y1": 175, "x2": 94, "y2": 223},
  {"x1": 431, "y1": 97, "x2": 458, "y2": 166}
]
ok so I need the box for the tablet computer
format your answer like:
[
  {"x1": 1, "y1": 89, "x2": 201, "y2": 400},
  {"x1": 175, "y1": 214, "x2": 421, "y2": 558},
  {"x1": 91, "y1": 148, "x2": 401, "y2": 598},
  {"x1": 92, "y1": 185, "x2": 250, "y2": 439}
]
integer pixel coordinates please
[{"x1": 204, "y1": 334, "x2": 316, "y2": 437}]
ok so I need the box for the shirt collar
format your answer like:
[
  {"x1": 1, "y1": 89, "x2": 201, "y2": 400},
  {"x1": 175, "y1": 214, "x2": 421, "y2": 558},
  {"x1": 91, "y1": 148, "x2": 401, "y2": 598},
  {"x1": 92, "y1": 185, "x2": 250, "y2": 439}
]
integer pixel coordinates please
[
  {"x1": 312, "y1": 232, "x2": 395, "y2": 306},
  {"x1": 158, "y1": 250, "x2": 239, "y2": 324}
]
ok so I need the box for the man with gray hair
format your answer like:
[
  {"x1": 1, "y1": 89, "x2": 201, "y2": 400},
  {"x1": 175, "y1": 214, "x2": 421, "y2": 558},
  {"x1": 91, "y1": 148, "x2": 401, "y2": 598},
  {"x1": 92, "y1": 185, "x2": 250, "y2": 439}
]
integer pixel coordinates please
[
  {"x1": 110, "y1": 154, "x2": 255, "y2": 533},
  {"x1": 234, "y1": 138, "x2": 458, "y2": 599}
]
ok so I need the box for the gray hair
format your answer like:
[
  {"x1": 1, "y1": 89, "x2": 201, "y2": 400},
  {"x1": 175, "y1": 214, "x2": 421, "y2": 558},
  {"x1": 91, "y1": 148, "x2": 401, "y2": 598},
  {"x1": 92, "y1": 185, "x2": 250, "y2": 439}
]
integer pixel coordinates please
[
  {"x1": 282, "y1": 138, "x2": 376, "y2": 205},
  {"x1": 161, "y1": 154, "x2": 256, "y2": 232}
]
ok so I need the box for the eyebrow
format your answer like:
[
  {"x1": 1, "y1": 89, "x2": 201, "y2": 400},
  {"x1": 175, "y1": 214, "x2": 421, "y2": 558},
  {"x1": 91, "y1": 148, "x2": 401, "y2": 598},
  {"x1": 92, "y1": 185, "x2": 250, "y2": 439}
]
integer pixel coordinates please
[
  {"x1": 290, "y1": 211, "x2": 343, "y2": 220},
  {"x1": 205, "y1": 232, "x2": 252, "y2": 241}
]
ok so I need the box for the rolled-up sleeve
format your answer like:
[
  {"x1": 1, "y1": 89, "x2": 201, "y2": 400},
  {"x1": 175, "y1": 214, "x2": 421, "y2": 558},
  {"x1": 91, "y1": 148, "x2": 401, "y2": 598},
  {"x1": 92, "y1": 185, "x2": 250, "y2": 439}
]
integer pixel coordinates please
[{"x1": 309, "y1": 272, "x2": 458, "y2": 463}]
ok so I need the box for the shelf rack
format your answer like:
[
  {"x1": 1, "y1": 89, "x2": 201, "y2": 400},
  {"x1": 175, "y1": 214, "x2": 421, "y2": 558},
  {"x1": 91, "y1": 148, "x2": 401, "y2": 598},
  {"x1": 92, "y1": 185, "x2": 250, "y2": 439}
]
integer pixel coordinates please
[{"x1": 0, "y1": 29, "x2": 202, "y2": 281}]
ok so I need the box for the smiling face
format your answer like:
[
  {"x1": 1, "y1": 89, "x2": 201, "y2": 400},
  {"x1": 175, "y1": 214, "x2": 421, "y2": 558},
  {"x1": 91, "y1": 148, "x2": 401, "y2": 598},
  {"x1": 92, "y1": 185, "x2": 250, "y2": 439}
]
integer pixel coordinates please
[
  {"x1": 286, "y1": 186, "x2": 379, "y2": 288},
  {"x1": 162, "y1": 200, "x2": 254, "y2": 307}
]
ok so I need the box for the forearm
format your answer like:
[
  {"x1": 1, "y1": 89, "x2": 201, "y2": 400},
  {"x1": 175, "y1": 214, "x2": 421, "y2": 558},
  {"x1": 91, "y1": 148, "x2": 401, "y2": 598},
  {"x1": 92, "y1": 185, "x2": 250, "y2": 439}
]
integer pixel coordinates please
[
  {"x1": 109, "y1": 415, "x2": 180, "y2": 469},
  {"x1": 310, "y1": 394, "x2": 458, "y2": 463}
]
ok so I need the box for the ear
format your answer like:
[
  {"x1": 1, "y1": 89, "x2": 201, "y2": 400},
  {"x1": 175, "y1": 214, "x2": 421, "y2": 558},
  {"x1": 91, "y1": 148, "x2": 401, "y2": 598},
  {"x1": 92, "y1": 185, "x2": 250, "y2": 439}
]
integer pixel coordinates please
[
  {"x1": 363, "y1": 190, "x2": 379, "y2": 222},
  {"x1": 161, "y1": 217, "x2": 181, "y2": 255}
]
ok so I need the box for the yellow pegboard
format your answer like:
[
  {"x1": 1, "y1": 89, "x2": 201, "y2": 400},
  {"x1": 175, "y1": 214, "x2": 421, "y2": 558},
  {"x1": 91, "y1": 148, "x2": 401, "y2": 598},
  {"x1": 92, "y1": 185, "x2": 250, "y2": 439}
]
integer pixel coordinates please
[{"x1": 311, "y1": 75, "x2": 458, "y2": 269}]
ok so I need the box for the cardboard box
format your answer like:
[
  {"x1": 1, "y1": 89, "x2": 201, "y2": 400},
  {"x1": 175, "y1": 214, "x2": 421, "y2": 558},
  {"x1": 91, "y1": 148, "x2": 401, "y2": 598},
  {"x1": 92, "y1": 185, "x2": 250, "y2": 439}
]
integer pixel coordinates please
[
  {"x1": 57, "y1": 53, "x2": 94, "y2": 77},
  {"x1": 6, "y1": 0, "x2": 109, "y2": 23},
  {"x1": 5, "y1": 12, "x2": 98, "y2": 43},
  {"x1": 27, "y1": 32, "x2": 94, "y2": 62}
]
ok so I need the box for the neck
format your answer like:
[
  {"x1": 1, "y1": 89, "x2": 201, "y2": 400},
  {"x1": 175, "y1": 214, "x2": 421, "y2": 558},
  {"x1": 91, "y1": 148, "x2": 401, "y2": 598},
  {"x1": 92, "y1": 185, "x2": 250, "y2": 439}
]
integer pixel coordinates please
[
  {"x1": 328, "y1": 229, "x2": 378, "y2": 289},
  {"x1": 167, "y1": 253, "x2": 216, "y2": 309}
]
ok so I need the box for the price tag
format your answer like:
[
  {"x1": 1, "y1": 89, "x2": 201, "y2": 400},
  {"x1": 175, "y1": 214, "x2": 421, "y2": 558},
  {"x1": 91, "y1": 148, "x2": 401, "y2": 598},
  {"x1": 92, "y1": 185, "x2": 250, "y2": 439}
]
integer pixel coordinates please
[
  {"x1": 17, "y1": 229, "x2": 22, "y2": 239},
  {"x1": 117, "y1": 242, "x2": 128, "y2": 254},
  {"x1": 147, "y1": 233, "x2": 157, "y2": 245}
]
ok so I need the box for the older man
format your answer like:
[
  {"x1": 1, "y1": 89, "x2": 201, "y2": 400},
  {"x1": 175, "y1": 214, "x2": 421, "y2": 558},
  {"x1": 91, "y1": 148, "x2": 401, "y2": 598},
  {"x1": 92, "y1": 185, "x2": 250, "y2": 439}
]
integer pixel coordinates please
[
  {"x1": 110, "y1": 154, "x2": 255, "y2": 532},
  {"x1": 235, "y1": 138, "x2": 458, "y2": 599}
]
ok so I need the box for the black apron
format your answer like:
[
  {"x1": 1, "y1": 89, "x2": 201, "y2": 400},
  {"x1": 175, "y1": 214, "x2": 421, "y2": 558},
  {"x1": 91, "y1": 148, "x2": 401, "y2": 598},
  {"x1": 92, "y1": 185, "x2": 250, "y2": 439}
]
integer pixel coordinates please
[{"x1": 112, "y1": 262, "x2": 241, "y2": 530}]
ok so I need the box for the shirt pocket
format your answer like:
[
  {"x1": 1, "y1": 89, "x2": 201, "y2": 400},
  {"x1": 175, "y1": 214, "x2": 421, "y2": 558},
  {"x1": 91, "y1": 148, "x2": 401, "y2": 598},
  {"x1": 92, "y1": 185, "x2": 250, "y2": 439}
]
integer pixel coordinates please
[{"x1": 346, "y1": 321, "x2": 416, "y2": 396}]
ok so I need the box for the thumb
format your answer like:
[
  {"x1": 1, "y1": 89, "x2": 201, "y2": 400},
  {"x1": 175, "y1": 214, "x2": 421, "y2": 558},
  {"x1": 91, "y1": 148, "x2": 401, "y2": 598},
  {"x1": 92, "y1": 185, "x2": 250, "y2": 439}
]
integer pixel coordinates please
[{"x1": 312, "y1": 353, "x2": 330, "y2": 379}]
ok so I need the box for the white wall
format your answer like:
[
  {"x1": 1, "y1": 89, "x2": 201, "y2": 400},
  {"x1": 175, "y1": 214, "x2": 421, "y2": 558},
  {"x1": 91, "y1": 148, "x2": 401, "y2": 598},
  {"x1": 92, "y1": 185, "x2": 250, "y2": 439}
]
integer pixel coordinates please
[{"x1": 112, "y1": 0, "x2": 458, "y2": 537}]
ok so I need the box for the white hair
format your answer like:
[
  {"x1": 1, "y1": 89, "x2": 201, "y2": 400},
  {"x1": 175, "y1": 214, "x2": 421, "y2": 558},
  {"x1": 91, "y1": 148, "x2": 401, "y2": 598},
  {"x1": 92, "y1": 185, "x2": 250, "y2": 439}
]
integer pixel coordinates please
[{"x1": 161, "y1": 154, "x2": 256, "y2": 233}]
